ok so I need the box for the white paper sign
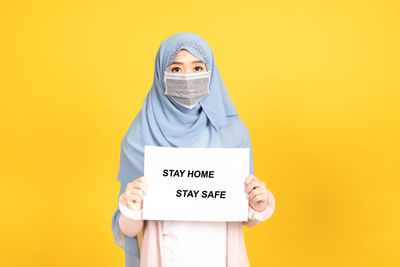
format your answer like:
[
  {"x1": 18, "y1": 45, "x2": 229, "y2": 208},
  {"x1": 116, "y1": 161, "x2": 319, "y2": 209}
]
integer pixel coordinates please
[{"x1": 143, "y1": 145, "x2": 250, "y2": 221}]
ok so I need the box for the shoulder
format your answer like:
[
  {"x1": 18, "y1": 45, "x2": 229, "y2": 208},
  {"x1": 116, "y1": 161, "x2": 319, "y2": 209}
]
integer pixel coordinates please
[
  {"x1": 219, "y1": 116, "x2": 251, "y2": 147},
  {"x1": 222, "y1": 116, "x2": 250, "y2": 134}
]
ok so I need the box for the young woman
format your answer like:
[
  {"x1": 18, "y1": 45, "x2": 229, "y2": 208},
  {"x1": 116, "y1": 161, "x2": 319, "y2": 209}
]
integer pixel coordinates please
[{"x1": 111, "y1": 32, "x2": 275, "y2": 267}]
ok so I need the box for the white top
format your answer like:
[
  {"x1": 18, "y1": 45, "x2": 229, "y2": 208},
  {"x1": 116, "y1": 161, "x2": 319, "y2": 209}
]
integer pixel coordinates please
[{"x1": 162, "y1": 220, "x2": 227, "y2": 267}]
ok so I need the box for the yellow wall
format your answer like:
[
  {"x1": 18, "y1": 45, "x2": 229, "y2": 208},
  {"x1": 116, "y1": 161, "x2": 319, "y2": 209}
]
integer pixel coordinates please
[{"x1": 1, "y1": 0, "x2": 399, "y2": 266}]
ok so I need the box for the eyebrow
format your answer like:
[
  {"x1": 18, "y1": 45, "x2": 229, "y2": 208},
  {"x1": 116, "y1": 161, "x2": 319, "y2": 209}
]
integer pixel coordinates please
[{"x1": 170, "y1": 60, "x2": 205, "y2": 65}]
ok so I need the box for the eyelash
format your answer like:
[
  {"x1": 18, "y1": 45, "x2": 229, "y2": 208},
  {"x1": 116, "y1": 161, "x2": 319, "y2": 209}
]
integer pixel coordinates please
[{"x1": 171, "y1": 66, "x2": 203, "y2": 72}]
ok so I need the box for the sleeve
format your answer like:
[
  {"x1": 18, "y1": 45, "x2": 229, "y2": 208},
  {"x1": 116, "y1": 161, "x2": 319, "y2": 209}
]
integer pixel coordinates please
[
  {"x1": 243, "y1": 188, "x2": 275, "y2": 227},
  {"x1": 118, "y1": 193, "x2": 144, "y2": 238},
  {"x1": 118, "y1": 193, "x2": 144, "y2": 221},
  {"x1": 111, "y1": 182, "x2": 142, "y2": 264}
]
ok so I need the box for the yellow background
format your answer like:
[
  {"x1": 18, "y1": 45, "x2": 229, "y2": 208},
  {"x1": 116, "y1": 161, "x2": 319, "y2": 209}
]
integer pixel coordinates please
[{"x1": 1, "y1": 0, "x2": 399, "y2": 266}]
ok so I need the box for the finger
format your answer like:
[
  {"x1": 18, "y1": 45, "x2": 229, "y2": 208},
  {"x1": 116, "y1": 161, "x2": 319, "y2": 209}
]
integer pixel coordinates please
[
  {"x1": 132, "y1": 182, "x2": 147, "y2": 196},
  {"x1": 142, "y1": 185, "x2": 147, "y2": 196},
  {"x1": 126, "y1": 182, "x2": 135, "y2": 194},
  {"x1": 246, "y1": 179, "x2": 261, "y2": 193},
  {"x1": 136, "y1": 176, "x2": 148, "y2": 188},
  {"x1": 136, "y1": 176, "x2": 148, "y2": 187},
  {"x1": 131, "y1": 188, "x2": 145, "y2": 200},
  {"x1": 249, "y1": 188, "x2": 261, "y2": 199},
  {"x1": 251, "y1": 193, "x2": 267, "y2": 203},
  {"x1": 245, "y1": 174, "x2": 256, "y2": 186},
  {"x1": 126, "y1": 177, "x2": 141, "y2": 191},
  {"x1": 125, "y1": 190, "x2": 144, "y2": 204},
  {"x1": 141, "y1": 176, "x2": 148, "y2": 185},
  {"x1": 125, "y1": 192, "x2": 142, "y2": 203}
]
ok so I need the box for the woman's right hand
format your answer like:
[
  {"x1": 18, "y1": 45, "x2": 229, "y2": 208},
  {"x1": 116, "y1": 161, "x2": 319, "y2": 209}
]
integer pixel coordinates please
[{"x1": 124, "y1": 176, "x2": 148, "y2": 211}]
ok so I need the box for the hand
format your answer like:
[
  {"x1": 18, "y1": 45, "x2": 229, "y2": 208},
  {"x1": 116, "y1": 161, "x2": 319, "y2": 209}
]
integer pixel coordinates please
[
  {"x1": 124, "y1": 176, "x2": 148, "y2": 211},
  {"x1": 245, "y1": 174, "x2": 269, "y2": 212}
]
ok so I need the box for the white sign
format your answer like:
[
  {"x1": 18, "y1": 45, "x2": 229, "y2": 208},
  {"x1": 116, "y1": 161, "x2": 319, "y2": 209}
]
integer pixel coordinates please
[{"x1": 142, "y1": 145, "x2": 250, "y2": 221}]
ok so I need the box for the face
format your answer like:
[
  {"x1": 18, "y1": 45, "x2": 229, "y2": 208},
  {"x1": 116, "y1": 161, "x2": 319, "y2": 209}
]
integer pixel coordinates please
[{"x1": 168, "y1": 49, "x2": 207, "y2": 74}]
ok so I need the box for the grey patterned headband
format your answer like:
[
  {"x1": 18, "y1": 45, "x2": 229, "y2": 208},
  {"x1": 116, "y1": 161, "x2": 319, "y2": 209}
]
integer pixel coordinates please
[{"x1": 165, "y1": 39, "x2": 211, "y2": 71}]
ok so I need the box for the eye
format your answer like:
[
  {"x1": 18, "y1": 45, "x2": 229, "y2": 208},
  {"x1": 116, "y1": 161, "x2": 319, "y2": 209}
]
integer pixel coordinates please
[
  {"x1": 171, "y1": 67, "x2": 181, "y2": 72},
  {"x1": 194, "y1": 66, "x2": 203, "y2": 71}
]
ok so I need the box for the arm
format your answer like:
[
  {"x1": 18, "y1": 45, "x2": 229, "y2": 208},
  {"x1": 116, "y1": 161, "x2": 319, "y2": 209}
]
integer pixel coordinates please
[{"x1": 243, "y1": 188, "x2": 275, "y2": 227}]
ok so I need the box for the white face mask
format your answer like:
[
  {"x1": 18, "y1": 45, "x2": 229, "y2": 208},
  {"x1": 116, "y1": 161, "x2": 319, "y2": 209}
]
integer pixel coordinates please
[{"x1": 164, "y1": 71, "x2": 211, "y2": 109}]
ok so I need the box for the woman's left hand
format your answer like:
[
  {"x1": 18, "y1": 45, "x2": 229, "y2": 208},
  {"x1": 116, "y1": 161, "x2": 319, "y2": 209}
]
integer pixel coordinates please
[{"x1": 245, "y1": 174, "x2": 270, "y2": 212}]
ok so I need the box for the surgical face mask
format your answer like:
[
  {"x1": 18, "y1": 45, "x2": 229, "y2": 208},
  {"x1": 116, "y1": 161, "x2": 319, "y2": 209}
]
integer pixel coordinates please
[{"x1": 164, "y1": 70, "x2": 211, "y2": 109}]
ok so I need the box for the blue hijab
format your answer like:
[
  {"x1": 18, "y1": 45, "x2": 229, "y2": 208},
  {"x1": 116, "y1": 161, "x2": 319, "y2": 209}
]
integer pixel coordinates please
[{"x1": 111, "y1": 32, "x2": 254, "y2": 267}]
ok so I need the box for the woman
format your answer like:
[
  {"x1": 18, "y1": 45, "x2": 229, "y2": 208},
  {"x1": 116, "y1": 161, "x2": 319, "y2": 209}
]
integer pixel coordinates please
[{"x1": 111, "y1": 32, "x2": 275, "y2": 267}]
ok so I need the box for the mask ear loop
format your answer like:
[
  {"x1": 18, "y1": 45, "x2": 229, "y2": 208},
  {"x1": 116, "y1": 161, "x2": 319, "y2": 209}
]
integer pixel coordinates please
[
  {"x1": 163, "y1": 71, "x2": 170, "y2": 95},
  {"x1": 206, "y1": 71, "x2": 211, "y2": 94}
]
